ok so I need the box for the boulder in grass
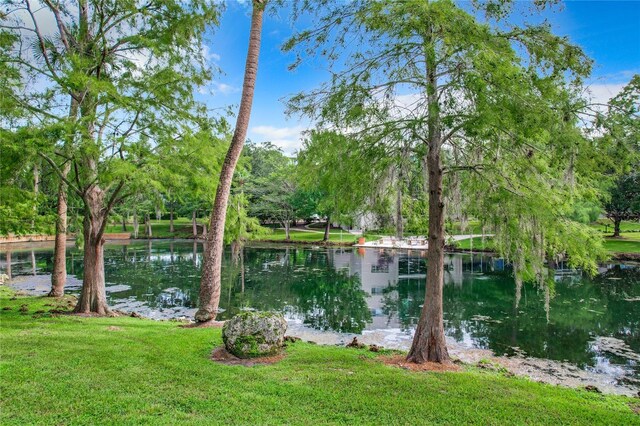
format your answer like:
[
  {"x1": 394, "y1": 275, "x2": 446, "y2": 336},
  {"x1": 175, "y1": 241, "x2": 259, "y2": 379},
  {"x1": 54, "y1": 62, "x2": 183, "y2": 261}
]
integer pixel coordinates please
[{"x1": 222, "y1": 311, "x2": 287, "y2": 358}]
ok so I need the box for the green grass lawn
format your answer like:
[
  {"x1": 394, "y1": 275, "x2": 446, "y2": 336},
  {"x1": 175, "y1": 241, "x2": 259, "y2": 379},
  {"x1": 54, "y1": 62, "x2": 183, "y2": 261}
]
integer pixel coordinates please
[
  {"x1": 104, "y1": 218, "x2": 206, "y2": 239},
  {"x1": 591, "y1": 219, "x2": 640, "y2": 235},
  {"x1": 455, "y1": 235, "x2": 640, "y2": 255},
  {"x1": 254, "y1": 228, "x2": 358, "y2": 243},
  {"x1": 0, "y1": 288, "x2": 637, "y2": 425},
  {"x1": 603, "y1": 239, "x2": 640, "y2": 254},
  {"x1": 454, "y1": 237, "x2": 494, "y2": 251}
]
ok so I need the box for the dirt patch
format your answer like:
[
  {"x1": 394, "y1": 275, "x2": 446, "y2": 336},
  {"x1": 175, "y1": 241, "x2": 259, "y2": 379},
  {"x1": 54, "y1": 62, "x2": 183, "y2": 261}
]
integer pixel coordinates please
[
  {"x1": 629, "y1": 402, "x2": 640, "y2": 416},
  {"x1": 180, "y1": 320, "x2": 225, "y2": 328},
  {"x1": 379, "y1": 355, "x2": 460, "y2": 372},
  {"x1": 210, "y1": 346, "x2": 285, "y2": 366},
  {"x1": 106, "y1": 326, "x2": 123, "y2": 331}
]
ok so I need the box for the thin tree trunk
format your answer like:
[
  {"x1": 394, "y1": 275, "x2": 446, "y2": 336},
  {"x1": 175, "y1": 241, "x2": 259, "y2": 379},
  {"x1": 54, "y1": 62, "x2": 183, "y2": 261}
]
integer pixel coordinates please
[
  {"x1": 396, "y1": 176, "x2": 403, "y2": 239},
  {"x1": 201, "y1": 222, "x2": 207, "y2": 238},
  {"x1": 133, "y1": 211, "x2": 139, "y2": 239},
  {"x1": 196, "y1": 0, "x2": 265, "y2": 323},
  {"x1": 5, "y1": 251, "x2": 11, "y2": 280},
  {"x1": 145, "y1": 213, "x2": 152, "y2": 238},
  {"x1": 169, "y1": 204, "x2": 174, "y2": 233},
  {"x1": 31, "y1": 162, "x2": 39, "y2": 230},
  {"x1": 192, "y1": 210, "x2": 198, "y2": 238},
  {"x1": 284, "y1": 221, "x2": 291, "y2": 241},
  {"x1": 121, "y1": 214, "x2": 127, "y2": 231},
  {"x1": 323, "y1": 216, "x2": 331, "y2": 242},
  {"x1": 240, "y1": 246, "x2": 245, "y2": 293},
  {"x1": 49, "y1": 162, "x2": 70, "y2": 297}
]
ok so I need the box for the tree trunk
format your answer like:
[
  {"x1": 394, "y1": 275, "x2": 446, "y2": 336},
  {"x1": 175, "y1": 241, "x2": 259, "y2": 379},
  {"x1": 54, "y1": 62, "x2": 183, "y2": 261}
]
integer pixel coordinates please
[
  {"x1": 407, "y1": 140, "x2": 449, "y2": 363},
  {"x1": 145, "y1": 213, "x2": 152, "y2": 238},
  {"x1": 396, "y1": 177, "x2": 403, "y2": 239},
  {"x1": 613, "y1": 218, "x2": 621, "y2": 237},
  {"x1": 169, "y1": 205, "x2": 175, "y2": 233},
  {"x1": 201, "y1": 222, "x2": 207, "y2": 238},
  {"x1": 31, "y1": 250, "x2": 36, "y2": 275},
  {"x1": 5, "y1": 250, "x2": 11, "y2": 280},
  {"x1": 196, "y1": 0, "x2": 265, "y2": 323},
  {"x1": 323, "y1": 217, "x2": 331, "y2": 242},
  {"x1": 49, "y1": 163, "x2": 70, "y2": 297},
  {"x1": 74, "y1": 188, "x2": 110, "y2": 315},
  {"x1": 121, "y1": 214, "x2": 127, "y2": 231},
  {"x1": 284, "y1": 221, "x2": 291, "y2": 241},
  {"x1": 133, "y1": 211, "x2": 139, "y2": 239},
  {"x1": 407, "y1": 33, "x2": 449, "y2": 363},
  {"x1": 192, "y1": 210, "x2": 198, "y2": 238},
  {"x1": 31, "y1": 162, "x2": 39, "y2": 230}
]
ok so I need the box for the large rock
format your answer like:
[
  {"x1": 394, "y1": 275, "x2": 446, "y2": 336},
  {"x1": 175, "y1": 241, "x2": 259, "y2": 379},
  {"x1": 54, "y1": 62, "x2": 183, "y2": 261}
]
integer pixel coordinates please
[{"x1": 222, "y1": 311, "x2": 287, "y2": 358}]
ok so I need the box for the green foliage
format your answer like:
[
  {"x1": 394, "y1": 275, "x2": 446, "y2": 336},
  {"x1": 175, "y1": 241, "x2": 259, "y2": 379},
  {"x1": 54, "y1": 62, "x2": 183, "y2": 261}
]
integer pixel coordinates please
[
  {"x1": 604, "y1": 173, "x2": 640, "y2": 223},
  {"x1": 286, "y1": 0, "x2": 608, "y2": 286},
  {"x1": 2, "y1": 0, "x2": 224, "y2": 237}
]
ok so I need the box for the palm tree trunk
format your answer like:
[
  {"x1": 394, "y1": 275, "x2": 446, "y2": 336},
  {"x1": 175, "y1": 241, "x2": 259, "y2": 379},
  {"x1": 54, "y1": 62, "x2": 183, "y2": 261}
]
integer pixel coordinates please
[{"x1": 196, "y1": 0, "x2": 265, "y2": 323}]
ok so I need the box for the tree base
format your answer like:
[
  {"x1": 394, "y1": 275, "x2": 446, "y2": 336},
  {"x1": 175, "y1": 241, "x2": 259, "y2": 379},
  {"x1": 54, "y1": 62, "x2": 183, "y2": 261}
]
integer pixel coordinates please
[{"x1": 195, "y1": 308, "x2": 217, "y2": 323}]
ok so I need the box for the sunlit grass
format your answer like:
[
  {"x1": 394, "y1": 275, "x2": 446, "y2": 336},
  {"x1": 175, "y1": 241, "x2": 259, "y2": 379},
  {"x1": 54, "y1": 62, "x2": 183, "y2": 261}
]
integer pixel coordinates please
[{"x1": 1, "y1": 288, "x2": 636, "y2": 425}]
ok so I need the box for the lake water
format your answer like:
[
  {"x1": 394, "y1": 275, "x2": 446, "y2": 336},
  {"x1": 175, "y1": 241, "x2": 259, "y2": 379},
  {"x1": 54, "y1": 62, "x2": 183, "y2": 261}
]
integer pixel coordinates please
[{"x1": 1, "y1": 240, "x2": 639, "y2": 392}]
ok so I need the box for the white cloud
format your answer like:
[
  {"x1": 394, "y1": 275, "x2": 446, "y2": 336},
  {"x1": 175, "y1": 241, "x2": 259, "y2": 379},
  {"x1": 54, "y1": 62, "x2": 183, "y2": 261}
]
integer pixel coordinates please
[
  {"x1": 214, "y1": 82, "x2": 239, "y2": 95},
  {"x1": 250, "y1": 125, "x2": 309, "y2": 154},
  {"x1": 201, "y1": 45, "x2": 221, "y2": 62},
  {"x1": 585, "y1": 83, "x2": 626, "y2": 106}
]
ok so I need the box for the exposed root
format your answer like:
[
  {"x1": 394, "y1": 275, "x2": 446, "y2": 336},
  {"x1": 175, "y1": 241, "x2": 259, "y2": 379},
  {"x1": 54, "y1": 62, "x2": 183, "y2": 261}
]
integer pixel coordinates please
[{"x1": 380, "y1": 355, "x2": 460, "y2": 372}]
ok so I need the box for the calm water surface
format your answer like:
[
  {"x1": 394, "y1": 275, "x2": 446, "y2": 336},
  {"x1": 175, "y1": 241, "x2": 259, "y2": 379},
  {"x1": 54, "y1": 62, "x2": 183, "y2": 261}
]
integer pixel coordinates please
[{"x1": 2, "y1": 240, "x2": 638, "y2": 382}]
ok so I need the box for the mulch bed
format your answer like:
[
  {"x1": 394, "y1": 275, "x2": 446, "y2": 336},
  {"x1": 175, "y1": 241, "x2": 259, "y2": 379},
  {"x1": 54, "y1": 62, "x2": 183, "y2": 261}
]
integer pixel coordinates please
[
  {"x1": 379, "y1": 355, "x2": 460, "y2": 372},
  {"x1": 210, "y1": 346, "x2": 286, "y2": 366}
]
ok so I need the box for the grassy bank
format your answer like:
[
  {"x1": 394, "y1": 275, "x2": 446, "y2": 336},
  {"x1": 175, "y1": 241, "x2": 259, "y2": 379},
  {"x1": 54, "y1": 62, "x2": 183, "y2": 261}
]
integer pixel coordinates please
[
  {"x1": 454, "y1": 236, "x2": 640, "y2": 255},
  {"x1": 66, "y1": 218, "x2": 640, "y2": 254},
  {"x1": 0, "y1": 288, "x2": 638, "y2": 425}
]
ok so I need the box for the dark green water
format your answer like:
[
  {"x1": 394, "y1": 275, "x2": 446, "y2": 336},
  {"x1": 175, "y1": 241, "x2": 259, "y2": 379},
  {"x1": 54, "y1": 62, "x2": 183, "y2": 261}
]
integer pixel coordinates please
[{"x1": 2, "y1": 240, "x2": 639, "y2": 380}]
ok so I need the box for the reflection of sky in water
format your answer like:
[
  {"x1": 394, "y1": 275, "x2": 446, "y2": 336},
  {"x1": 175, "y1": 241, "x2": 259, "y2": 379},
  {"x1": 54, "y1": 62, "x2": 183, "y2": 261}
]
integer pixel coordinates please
[{"x1": 1, "y1": 241, "x2": 639, "y2": 384}]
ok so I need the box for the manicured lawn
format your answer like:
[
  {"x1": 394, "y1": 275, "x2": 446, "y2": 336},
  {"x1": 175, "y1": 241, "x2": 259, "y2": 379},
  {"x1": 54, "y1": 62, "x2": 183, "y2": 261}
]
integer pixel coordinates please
[
  {"x1": 455, "y1": 235, "x2": 640, "y2": 254},
  {"x1": 255, "y1": 228, "x2": 358, "y2": 243},
  {"x1": 0, "y1": 288, "x2": 637, "y2": 425},
  {"x1": 453, "y1": 237, "x2": 494, "y2": 251},
  {"x1": 104, "y1": 218, "x2": 206, "y2": 239},
  {"x1": 591, "y1": 219, "x2": 640, "y2": 236},
  {"x1": 603, "y1": 239, "x2": 640, "y2": 254}
]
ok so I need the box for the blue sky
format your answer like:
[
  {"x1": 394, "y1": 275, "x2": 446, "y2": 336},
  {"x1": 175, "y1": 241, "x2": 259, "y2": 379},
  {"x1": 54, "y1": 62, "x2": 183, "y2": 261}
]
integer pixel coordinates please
[{"x1": 200, "y1": 1, "x2": 640, "y2": 154}]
